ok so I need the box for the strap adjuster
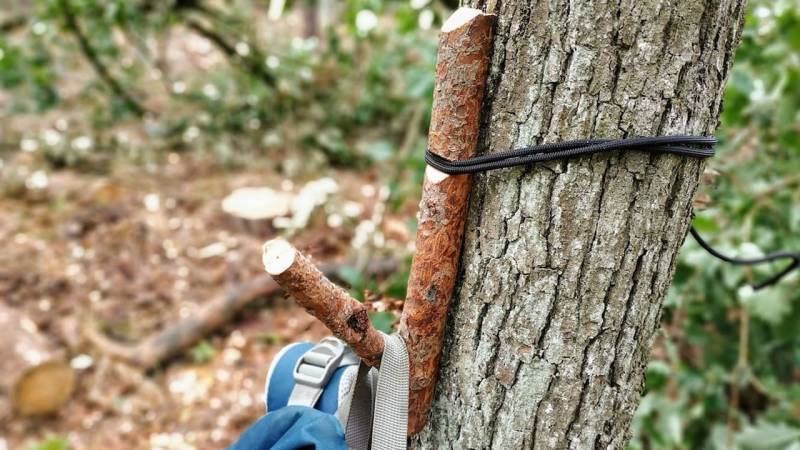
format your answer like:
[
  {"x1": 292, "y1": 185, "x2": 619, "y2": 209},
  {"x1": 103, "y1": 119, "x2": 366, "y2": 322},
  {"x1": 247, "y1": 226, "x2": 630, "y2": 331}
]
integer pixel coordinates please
[{"x1": 293, "y1": 337, "x2": 346, "y2": 388}]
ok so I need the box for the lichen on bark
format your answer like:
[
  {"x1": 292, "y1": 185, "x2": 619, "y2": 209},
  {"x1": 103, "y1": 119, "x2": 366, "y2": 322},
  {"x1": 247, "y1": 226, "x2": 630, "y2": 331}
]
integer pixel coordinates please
[{"x1": 411, "y1": 0, "x2": 746, "y2": 448}]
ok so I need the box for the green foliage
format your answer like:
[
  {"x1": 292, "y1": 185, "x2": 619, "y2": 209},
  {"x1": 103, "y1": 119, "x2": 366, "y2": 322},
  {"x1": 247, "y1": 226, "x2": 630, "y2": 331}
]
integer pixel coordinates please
[
  {"x1": 737, "y1": 422, "x2": 800, "y2": 450},
  {"x1": 337, "y1": 264, "x2": 400, "y2": 332},
  {"x1": 257, "y1": 332, "x2": 284, "y2": 346},
  {"x1": 368, "y1": 310, "x2": 397, "y2": 333},
  {"x1": 190, "y1": 339, "x2": 216, "y2": 364},
  {"x1": 338, "y1": 264, "x2": 367, "y2": 300},
  {"x1": 0, "y1": 28, "x2": 58, "y2": 112},
  {"x1": 25, "y1": 437, "x2": 70, "y2": 450},
  {"x1": 630, "y1": 1, "x2": 800, "y2": 448},
  {"x1": 383, "y1": 254, "x2": 413, "y2": 299},
  {"x1": 1, "y1": 0, "x2": 436, "y2": 169}
]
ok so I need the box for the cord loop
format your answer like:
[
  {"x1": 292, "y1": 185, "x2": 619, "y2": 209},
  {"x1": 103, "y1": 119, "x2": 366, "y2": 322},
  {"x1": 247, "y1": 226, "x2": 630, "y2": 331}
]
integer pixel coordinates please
[{"x1": 425, "y1": 135, "x2": 799, "y2": 289}]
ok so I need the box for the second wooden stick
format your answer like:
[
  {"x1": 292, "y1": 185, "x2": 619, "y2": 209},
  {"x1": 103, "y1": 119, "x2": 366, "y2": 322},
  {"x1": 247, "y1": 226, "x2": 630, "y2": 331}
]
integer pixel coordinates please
[{"x1": 398, "y1": 7, "x2": 496, "y2": 434}]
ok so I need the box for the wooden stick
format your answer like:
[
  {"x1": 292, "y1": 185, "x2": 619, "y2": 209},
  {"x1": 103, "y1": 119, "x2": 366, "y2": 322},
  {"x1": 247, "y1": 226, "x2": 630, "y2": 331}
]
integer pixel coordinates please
[
  {"x1": 263, "y1": 239, "x2": 386, "y2": 367},
  {"x1": 87, "y1": 258, "x2": 397, "y2": 368},
  {"x1": 398, "y1": 7, "x2": 496, "y2": 434}
]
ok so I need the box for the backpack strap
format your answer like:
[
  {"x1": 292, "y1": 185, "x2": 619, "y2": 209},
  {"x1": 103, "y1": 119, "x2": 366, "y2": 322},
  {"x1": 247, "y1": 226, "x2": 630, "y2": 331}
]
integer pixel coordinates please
[
  {"x1": 275, "y1": 334, "x2": 409, "y2": 450},
  {"x1": 371, "y1": 333, "x2": 409, "y2": 450},
  {"x1": 345, "y1": 333, "x2": 409, "y2": 450},
  {"x1": 287, "y1": 337, "x2": 359, "y2": 408},
  {"x1": 344, "y1": 363, "x2": 375, "y2": 450}
]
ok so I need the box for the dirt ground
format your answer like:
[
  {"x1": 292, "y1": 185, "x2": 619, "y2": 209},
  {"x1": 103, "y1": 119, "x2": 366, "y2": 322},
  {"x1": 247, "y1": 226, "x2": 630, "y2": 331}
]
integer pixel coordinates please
[{"x1": 0, "y1": 151, "x2": 410, "y2": 449}]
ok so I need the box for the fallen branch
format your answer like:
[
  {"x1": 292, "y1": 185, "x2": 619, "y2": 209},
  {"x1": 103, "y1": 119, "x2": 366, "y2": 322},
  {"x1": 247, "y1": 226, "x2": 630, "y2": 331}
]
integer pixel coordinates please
[
  {"x1": 87, "y1": 257, "x2": 396, "y2": 369},
  {"x1": 398, "y1": 7, "x2": 496, "y2": 433},
  {"x1": 262, "y1": 240, "x2": 385, "y2": 367}
]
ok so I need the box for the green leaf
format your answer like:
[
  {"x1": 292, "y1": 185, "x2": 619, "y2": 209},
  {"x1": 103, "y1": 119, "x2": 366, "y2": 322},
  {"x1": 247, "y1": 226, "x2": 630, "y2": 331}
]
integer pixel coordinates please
[
  {"x1": 337, "y1": 266, "x2": 364, "y2": 290},
  {"x1": 369, "y1": 311, "x2": 397, "y2": 334},
  {"x1": 693, "y1": 215, "x2": 721, "y2": 233},
  {"x1": 736, "y1": 422, "x2": 800, "y2": 450},
  {"x1": 191, "y1": 340, "x2": 216, "y2": 364},
  {"x1": 257, "y1": 332, "x2": 283, "y2": 346},
  {"x1": 645, "y1": 360, "x2": 672, "y2": 391},
  {"x1": 26, "y1": 437, "x2": 70, "y2": 450},
  {"x1": 742, "y1": 286, "x2": 791, "y2": 324}
]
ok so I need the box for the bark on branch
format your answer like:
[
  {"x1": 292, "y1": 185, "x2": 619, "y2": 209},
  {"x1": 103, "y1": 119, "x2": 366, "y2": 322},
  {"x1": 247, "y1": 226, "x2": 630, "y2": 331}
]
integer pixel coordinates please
[
  {"x1": 260, "y1": 9, "x2": 497, "y2": 433},
  {"x1": 398, "y1": 7, "x2": 495, "y2": 433},
  {"x1": 262, "y1": 239, "x2": 385, "y2": 368}
]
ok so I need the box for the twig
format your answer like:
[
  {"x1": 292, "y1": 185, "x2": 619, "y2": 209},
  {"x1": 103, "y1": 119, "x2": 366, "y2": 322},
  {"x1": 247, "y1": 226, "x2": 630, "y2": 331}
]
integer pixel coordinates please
[
  {"x1": 87, "y1": 274, "x2": 277, "y2": 368},
  {"x1": 726, "y1": 306, "x2": 750, "y2": 444},
  {"x1": 57, "y1": 0, "x2": 146, "y2": 116},
  {"x1": 120, "y1": 26, "x2": 173, "y2": 97},
  {"x1": 263, "y1": 240, "x2": 386, "y2": 367},
  {"x1": 183, "y1": 16, "x2": 276, "y2": 87}
]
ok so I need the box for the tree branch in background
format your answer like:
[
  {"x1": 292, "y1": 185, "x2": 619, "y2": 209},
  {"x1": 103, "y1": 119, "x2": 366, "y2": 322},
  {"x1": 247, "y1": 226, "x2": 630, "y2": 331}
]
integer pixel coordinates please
[
  {"x1": 57, "y1": 0, "x2": 146, "y2": 117},
  {"x1": 87, "y1": 257, "x2": 396, "y2": 369},
  {"x1": 129, "y1": 0, "x2": 278, "y2": 89},
  {"x1": 0, "y1": 15, "x2": 26, "y2": 33},
  {"x1": 182, "y1": 16, "x2": 276, "y2": 87}
]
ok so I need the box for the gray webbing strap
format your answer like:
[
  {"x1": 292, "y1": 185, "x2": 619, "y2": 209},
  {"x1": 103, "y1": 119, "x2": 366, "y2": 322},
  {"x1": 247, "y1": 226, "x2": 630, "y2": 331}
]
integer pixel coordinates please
[
  {"x1": 370, "y1": 333, "x2": 409, "y2": 450},
  {"x1": 287, "y1": 380, "x2": 324, "y2": 408},
  {"x1": 289, "y1": 335, "x2": 408, "y2": 449},
  {"x1": 345, "y1": 333, "x2": 408, "y2": 450},
  {"x1": 345, "y1": 363, "x2": 374, "y2": 450},
  {"x1": 288, "y1": 337, "x2": 357, "y2": 407}
]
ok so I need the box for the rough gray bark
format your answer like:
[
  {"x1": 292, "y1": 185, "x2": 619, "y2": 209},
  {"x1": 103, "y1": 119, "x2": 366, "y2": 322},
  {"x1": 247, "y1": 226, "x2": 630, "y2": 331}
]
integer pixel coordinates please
[{"x1": 412, "y1": 1, "x2": 745, "y2": 448}]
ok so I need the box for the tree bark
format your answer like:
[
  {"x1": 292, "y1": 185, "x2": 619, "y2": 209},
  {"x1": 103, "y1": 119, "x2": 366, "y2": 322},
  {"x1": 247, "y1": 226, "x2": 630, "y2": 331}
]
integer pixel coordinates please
[{"x1": 412, "y1": 1, "x2": 745, "y2": 448}]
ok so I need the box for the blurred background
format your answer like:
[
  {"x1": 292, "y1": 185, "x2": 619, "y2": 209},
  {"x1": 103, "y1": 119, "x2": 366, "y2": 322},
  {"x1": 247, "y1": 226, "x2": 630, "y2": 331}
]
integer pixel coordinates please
[{"x1": 0, "y1": 0, "x2": 798, "y2": 449}]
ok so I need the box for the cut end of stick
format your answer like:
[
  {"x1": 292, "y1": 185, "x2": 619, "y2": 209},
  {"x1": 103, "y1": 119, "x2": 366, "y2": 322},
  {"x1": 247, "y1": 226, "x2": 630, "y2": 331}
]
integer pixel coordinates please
[
  {"x1": 441, "y1": 7, "x2": 484, "y2": 32},
  {"x1": 15, "y1": 361, "x2": 75, "y2": 416},
  {"x1": 425, "y1": 166, "x2": 450, "y2": 184},
  {"x1": 262, "y1": 239, "x2": 297, "y2": 275}
]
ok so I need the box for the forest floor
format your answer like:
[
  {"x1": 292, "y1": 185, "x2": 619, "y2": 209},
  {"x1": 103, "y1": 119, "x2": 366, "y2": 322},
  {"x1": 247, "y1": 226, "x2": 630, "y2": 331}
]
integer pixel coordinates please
[{"x1": 0, "y1": 149, "x2": 412, "y2": 450}]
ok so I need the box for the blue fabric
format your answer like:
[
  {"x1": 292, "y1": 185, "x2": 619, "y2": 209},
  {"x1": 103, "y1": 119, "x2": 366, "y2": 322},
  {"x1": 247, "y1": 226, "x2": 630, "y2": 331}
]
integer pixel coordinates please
[
  {"x1": 265, "y1": 343, "x2": 346, "y2": 414},
  {"x1": 226, "y1": 406, "x2": 348, "y2": 450}
]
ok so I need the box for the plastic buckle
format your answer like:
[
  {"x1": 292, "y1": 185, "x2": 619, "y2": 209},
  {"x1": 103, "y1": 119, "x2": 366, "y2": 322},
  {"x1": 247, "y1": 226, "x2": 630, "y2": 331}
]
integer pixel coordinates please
[{"x1": 292, "y1": 337, "x2": 346, "y2": 388}]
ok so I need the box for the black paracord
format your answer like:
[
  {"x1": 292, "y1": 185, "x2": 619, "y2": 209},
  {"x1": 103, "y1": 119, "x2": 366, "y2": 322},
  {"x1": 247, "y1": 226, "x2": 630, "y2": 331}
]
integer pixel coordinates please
[{"x1": 425, "y1": 135, "x2": 800, "y2": 290}]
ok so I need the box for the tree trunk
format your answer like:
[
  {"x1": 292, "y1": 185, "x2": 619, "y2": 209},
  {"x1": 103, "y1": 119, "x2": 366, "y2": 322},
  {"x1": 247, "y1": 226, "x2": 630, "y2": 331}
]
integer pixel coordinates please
[{"x1": 412, "y1": 1, "x2": 745, "y2": 448}]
